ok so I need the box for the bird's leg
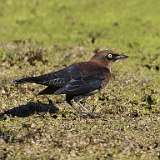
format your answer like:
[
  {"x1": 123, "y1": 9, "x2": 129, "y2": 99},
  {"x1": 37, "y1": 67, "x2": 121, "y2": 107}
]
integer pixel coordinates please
[
  {"x1": 69, "y1": 100, "x2": 82, "y2": 114},
  {"x1": 66, "y1": 95, "x2": 82, "y2": 114},
  {"x1": 76, "y1": 101, "x2": 89, "y2": 112},
  {"x1": 73, "y1": 96, "x2": 100, "y2": 118},
  {"x1": 73, "y1": 97, "x2": 96, "y2": 118},
  {"x1": 66, "y1": 95, "x2": 99, "y2": 118},
  {"x1": 73, "y1": 96, "x2": 89, "y2": 112}
]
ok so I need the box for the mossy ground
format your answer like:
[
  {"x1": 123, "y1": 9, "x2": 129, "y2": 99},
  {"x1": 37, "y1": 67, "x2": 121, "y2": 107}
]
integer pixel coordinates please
[{"x1": 0, "y1": 0, "x2": 160, "y2": 159}]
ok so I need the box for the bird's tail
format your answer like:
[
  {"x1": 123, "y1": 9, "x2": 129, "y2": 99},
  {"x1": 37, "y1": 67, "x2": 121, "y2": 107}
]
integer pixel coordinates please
[{"x1": 12, "y1": 76, "x2": 39, "y2": 84}]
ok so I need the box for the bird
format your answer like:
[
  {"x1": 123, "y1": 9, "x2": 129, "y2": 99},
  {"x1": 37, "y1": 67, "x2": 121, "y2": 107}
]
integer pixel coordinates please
[{"x1": 13, "y1": 49, "x2": 128, "y2": 116}]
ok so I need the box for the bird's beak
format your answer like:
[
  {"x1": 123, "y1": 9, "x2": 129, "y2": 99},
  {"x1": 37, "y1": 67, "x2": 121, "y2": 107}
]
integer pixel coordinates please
[{"x1": 114, "y1": 54, "x2": 128, "y2": 61}]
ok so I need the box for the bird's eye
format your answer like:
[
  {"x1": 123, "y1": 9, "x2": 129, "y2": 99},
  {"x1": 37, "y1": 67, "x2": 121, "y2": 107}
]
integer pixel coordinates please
[{"x1": 107, "y1": 54, "x2": 112, "y2": 59}]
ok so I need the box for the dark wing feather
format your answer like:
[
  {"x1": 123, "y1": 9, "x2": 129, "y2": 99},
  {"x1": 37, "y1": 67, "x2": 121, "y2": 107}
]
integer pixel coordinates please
[
  {"x1": 38, "y1": 86, "x2": 60, "y2": 95},
  {"x1": 54, "y1": 77, "x2": 102, "y2": 96},
  {"x1": 30, "y1": 65, "x2": 82, "y2": 95}
]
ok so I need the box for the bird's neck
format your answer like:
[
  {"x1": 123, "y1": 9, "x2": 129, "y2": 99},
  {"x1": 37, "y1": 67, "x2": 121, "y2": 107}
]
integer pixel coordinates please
[{"x1": 90, "y1": 59, "x2": 112, "y2": 72}]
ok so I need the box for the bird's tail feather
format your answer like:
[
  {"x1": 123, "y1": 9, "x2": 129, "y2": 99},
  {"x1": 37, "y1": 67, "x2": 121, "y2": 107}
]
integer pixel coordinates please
[{"x1": 12, "y1": 76, "x2": 39, "y2": 84}]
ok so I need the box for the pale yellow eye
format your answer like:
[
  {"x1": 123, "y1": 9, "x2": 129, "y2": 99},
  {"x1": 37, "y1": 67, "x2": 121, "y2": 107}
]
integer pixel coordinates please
[{"x1": 107, "y1": 54, "x2": 112, "y2": 59}]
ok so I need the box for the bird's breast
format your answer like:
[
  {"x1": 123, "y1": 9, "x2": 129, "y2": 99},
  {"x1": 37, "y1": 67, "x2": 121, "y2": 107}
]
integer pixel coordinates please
[{"x1": 76, "y1": 62, "x2": 112, "y2": 87}]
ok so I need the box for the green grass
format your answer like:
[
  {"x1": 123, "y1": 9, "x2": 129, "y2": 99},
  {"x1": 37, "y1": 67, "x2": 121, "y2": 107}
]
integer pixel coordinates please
[{"x1": 0, "y1": 0, "x2": 160, "y2": 159}]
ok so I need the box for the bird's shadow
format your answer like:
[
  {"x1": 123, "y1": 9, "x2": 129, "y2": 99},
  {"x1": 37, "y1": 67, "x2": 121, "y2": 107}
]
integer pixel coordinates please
[{"x1": 0, "y1": 101, "x2": 59, "y2": 120}]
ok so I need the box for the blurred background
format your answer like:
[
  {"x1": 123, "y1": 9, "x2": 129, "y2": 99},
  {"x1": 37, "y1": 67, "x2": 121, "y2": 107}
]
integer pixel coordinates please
[{"x1": 0, "y1": 0, "x2": 160, "y2": 47}]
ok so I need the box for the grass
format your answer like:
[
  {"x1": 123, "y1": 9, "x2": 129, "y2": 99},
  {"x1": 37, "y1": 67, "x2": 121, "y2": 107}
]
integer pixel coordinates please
[{"x1": 0, "y1": 0, "x2": 160, "y2": 159}]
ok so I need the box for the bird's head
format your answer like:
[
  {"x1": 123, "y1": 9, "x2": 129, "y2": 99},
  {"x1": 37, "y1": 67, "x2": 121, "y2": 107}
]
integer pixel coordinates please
[{"x1": 91, "y1": 49, "x2": 128, "y2": 68}]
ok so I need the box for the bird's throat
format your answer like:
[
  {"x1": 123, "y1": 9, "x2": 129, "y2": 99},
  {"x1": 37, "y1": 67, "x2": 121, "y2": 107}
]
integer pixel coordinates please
[{"x1": 90, "y1": 59, "x2": 112, "y2": 72}]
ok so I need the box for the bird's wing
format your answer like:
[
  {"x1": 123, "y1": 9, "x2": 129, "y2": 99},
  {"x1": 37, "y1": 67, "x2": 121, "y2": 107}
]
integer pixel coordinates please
[
  {"x1": 29, "y1": 68, "x2": 71, "y2": 86},
  {"x1": 54, "y1": 75, "x2": 104, "y2": 95},
  {"x1": 39, "y1": 64, "x2": 82, "y2": 86},
  {"x1": 54, "y1": 62, "x2": 111, "y2": 95}
]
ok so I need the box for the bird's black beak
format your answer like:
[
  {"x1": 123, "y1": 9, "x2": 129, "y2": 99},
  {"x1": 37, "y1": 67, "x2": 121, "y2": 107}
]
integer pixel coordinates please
[{"x1": 114, "y1": 54, "x2": 128, "y2": 61}]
